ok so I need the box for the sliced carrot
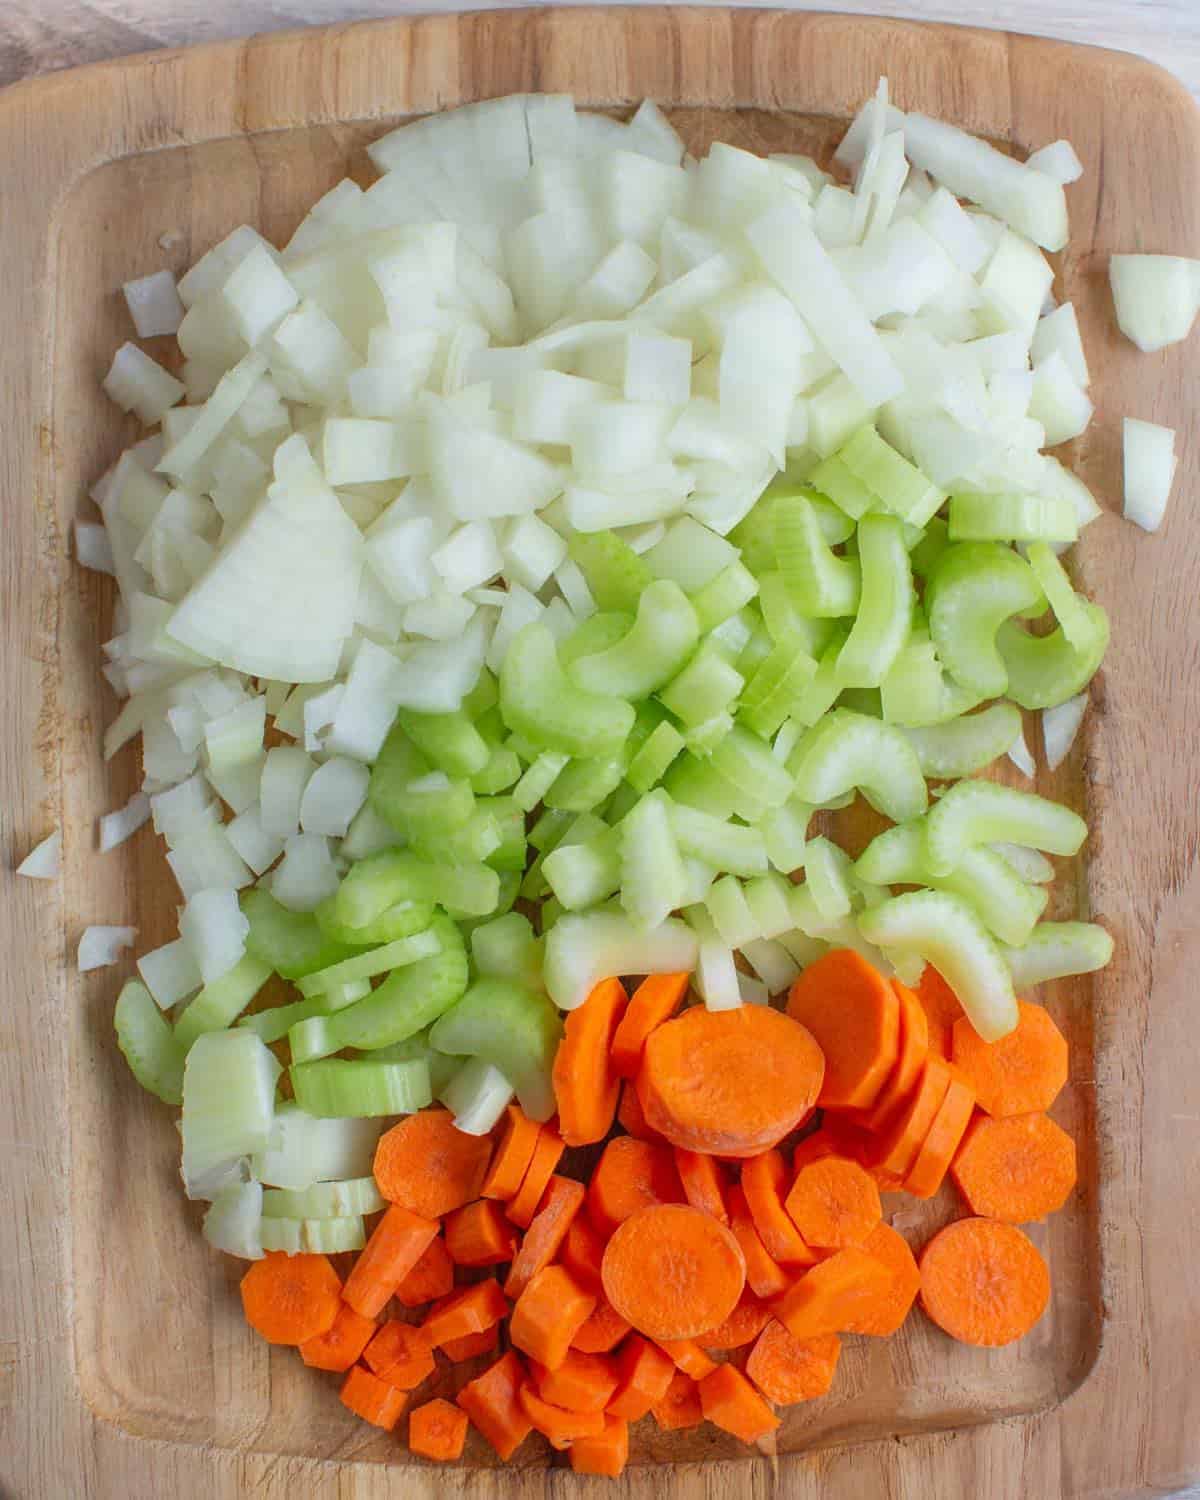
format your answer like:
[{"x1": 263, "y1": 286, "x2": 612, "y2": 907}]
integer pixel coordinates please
[
  {"x1": 408, "y1": 1396, "x2": 468, "y2": 1462},
  {"x1": 951, "y1": 1001, "x2": 1068, "y2": 1117},
  {"x1": 786, "y1": 948, "x2": 900, "y2": 1109},
  {"x1": 440, "y1": 1323, "x2": 500, "y2": 1362},
  {"x1": 394, "y1": 1233, "x2": 455, "y2": 1306},
  {"x1": 363, "y1": 1319, "x2": 436, "y2": 1391},
  {"x1": 572, "y1": 1298, "x2": 632, "y2": 1354},
  {"x1": 865, "y1": 979, "x2": 930, "y2": 1129},
  {"x1": 607, "y1": 1335, "x2": 676, "y2": 1421},
  {"x1": 444, "y1": 1198, "x2": 518, "y2": 1268},
  {"x1": 785, "y1": 1155, "x2": 882, "y2": 1249},
  {"x1": 742, "y1": 1148, "x2": 818, "y2": 1265},
  {"x1": 699, "y1": 1363, "x2": 781, "y2": 1443},
  {"x1": 872, "y1": 1057, "x2": 953, "y2": 1180},
  {"x1": 505, "y1": 1174, "x2": 585, "y2": 1299},
  {"x1": 552, "y1": 976, "x2": 629, "y2": 1147},
  {"x1": 519, "y1": 1382, "x2": 605, "y2": 1446},
  {"x1": 847, "y1": 1222, "x2": 921, "y2": 1336},
  {"x1": 791, "y1": 1128, "x2": 840, "y2": 1173},
  {"x1": 240, "y1": 1251, "x2": 342, "y2": 1345},
  {"x1": 915, "y1": 964, "x2": 964, "y2": 1058},
  {"x1": 617, "y1": 1079, "x2": 666, "y2": 1142},
  {"x1": 533, "y1": 1347, "x2": 619, "y2": 1411},
  {"x1": 674, "y1": 1147, "x2": 730, "y2": 1223},
  {"x1": 919, "y1": 1217, "x2": 1050, "y2": 1346},
  {"x1": 903, "y1": 1074, "x2": 977, "y2": 1198},
  {"x1": 652, "y1": 1370, "x2": 704, "y2": 1430},
  {"x1": 727, "y1": 1184, "x2": 790, "y2": 1299},
  {"x1": 374, "y1": 1107, "x2": 493, "y2": 1219},
  {"x1": 422, "y1": 1279, "x2": 508, "y2": 1348},
  {"x1": 299, "y1": 1302, "x2": 376, "y2": 1372},
  {"x1": 699, "y1": 1290, "x2": 771, "y2": 1350},
  {"x1": 340, "y1": 1363, "x2": 407, "y2": 1430},
  {"x1": 457, "y1": 1351, "x2": 533, "y2": 1460},
  {"x1": 560, "y1": 1213, "x2": 606, "y2": 1290},
  {"x1": 506, "y1": 1122, "x2": 565, "y2": 1229},
  {"x1": 951, "y1": 1111, "x2": 1077, "y2": 1222},
  {"x1": 654, "y1": 1337, "x2": 718, "y2": 1380},
  {"x1": 480, "y1": 1103, "x2": 541, "y2": 1200},
  {"x1": 637, "y1": 1005, "x2": 825, "y2": 1157},
  {"x1": 773, "y1": 1247, "x2": 895, "y2": 1340},
  {"x1": 586, "y1": 1135, "x2": 684, "y2": 1239},
  {"x1": 343, "y1": 1204, "x2": 439, "y2": 1320},
  {"x1": 569, "y1": 1415, "x2": 629, "y2": 1476},
  {"x1": 601, "y1": 1202, "x2": 746, "y2": 1341},
  {"x1": 610, "y1": 971, "x2": 690, "y2": 1079},
  {"x1": 509, "y1": 1264, "x2": 597, "y2": 1370},
  {"x1": 746, "y1": 1322, "x2": 841, "y2": 1405}
]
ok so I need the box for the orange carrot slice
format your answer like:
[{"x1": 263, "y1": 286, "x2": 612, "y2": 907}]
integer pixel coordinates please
[
  {"x1": 617, "y1": 1079, "x2": 666, "y2": 1142},
  {"x1": 846, "y1": 1222, "x2": 921, "y2": 1336},
  {"x1": 786, "y1": 948, "x2": 900, "y2": 1109},
  {"x1": 610, "y1": 972, "x2": 689, "y2": 1078},
  {"x1": 699, "y1": 1363, "x2": 781, "y2": 1443},
  {"x1": 873, "y1": 1057, "x2": 953, "y2": 1179},
  {"x1": 951, "y1": 1000, "x2": 1068, "y2": 1117},
  {"x1": 506, "y1": 1122, "x2": 565, "y2": 1229},
  {"x1": 374, "y1": 1107, "x2": 493, "y2": 1218},
  {"x1": 951, "y1": 1111, "x2": 1077, "y2": 1222},
  {"x1": 343, "y1": 1204, "x2": 439, "y2": 1320},
  {"x1": 509, "y1": 1264, "x2": 597, "y2": 1370},
  {"x1": 407, "y1": 1396, "x2": 468, "y2": 1461},
  {"x1": 699, "y1": 1290, "x2": 772, "y2": 1350},
  {"x1": 341, "y1": 1363, "x2": 407, "y2": 1430},
  {"x1": 727, "y1": 1184, "x2": 790, "y2": 1299},
  {"x1": 444, "y1": 1198, "x2": 518, "y2": 1268},
  {"x1": 586, "y1": 1135, "x2": 683, "y2": 1238},
  {"x1": 918, "y1": 1217, "x2": 1050, "y2": 1346},
  {"x1": 480, "y1": 1103, "x2": 541, "y2": 1200},
  {"x1": 903, "y1": 1074, "x2": 977, "y2": 1198},
  {"x1": 607, "y1": 1335, "x2": 676, "y2": 1421},
  {"x1": 865, "y1": 979, "x2": 930, "y2": 1128},
  {"x1": 456, "y1": 1351, "x2": 533, "y2": 1460},
  {"x1": 653, "y1": 1337, "x2": 717, "y2": 1380},
  {"x1": 505, "y1": 1174, "x2": 585, "y2": 1299},
  {"x1": 571, "y1": 1299, "x2": 632, "y2": 1354},
  {"x1": 299, "y1": 1302, "x2": 376, "y2": 1371},
  {"x1": 440, "y1": 1324, "x2": 500, "y2": 1362},
  {"x1": 674, "y1": 1147, "x2": 730, "y2": 1223},
  {"x1": 362, "y1": 1320, "x2": 436, "y2": 1390},
  {"x1": 240, "y1": 1251, "x2": 342, "y2": 1346},
  {"x1": 785, "y1": 1155, "x2": 882, "y2": 1249},
  {"x1": 394, "y1": 1234, "x2": 455, "y2": 1306},
  {"x1": 422, "y1": 1279, "x2": 508, "y2": 1348},
  {"x1": 601, "y1": 1203, "x2": 746, "y2": 1341},
  {"x1": 569, "y1": 1415, "x2": 629, "y2": 1476},
  {"x1": 652, "y1": 1371, "x2": 704, "y2": 1430},
  {"x1": 742, "y1": 1148, "x2": 818, "y2": 1265},
  {"x1": 560, "y1": 1213, "x2": 606, "y2": 1290},
  {"x1": 519, "y1": 1382, "x2": 605, "y2": 1446},
  {"x1": 746, "y1": 1322, "x2": 841, "y2": 1404},
  {"x1": 533, "y1": 1347, "x2": 619, "y2": 1411},
  {"x1": 916, "y1": 965, "x2": 964, "y2": 1059},
  {"x1": 773, "y1": 1247, "x2": 895, "y2": 1340},
  {"x1": 552, "y1": 976, "x2": 629, "y2": 1147}
]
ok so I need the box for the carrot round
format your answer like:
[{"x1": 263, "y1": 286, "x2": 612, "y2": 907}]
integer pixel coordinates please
[
  {"x1": 374, "y1": 1107, "x2": 493, "y2": 1219},
  {"x1": 506, "y1": 1122, "x2": 565, "y2": 1228},
  {"x1": 519, "y1": 1382, "x2": 605, "y2": 1446},
  {"x1": 552, "y1": 976, "x2": 629, "y2": 1146},
  {"x1": 343, "y1": 1204, "x2": 439, "y2": 1320},
  {"x1": 617, "y1": 1079, "x2": 666, "y2": 1142},
  {"x1": 652, "y1": 1370, "x2": 704, "y2": 1430},
  {"x1": 785, "y1": 1155, "x2": 882, "y2": 1250},
  {"x1": 363, "y1": 1320, "x2": 436, "y2": 1390},
  {"x1": 773, "y1": 1247, "x2": 895, "y2": 1340},
  {"x1": 873, "y1": 1057, "x2": 953, "y2": 1179},
  {"x1": 607, "y1": 1335, "x2": 676, "y2": 1421},
  {"x1": 395, "y1": 1234, "x2": 455, "y2": 1306},
  {"x1": 865, "y1": 979, "x2": 930, "y2": 1128},
  {"x1": 674, "y1": 1148, "x2": 730, "y2": 1223},
  {"x1": 746, "y1": 1322, "x2": 841, "y2": 1405},
  {"x1": 786, "y1": 948, "x2": 900, "y2": 1109},
  {"x1": 441, "y1": 1323, "x2": 500, "y2": 1362},
  {"x1": 601, "y1": 1202, "x2": 746, "y2": 1341},
  {"x1": 951, "y1": 1111, "x2": 1078, "y2": 1222},
  {"x1": 699, "y1": 1290, "x2": 771, "y2": 1350},
  {"x1": 571, "y1": 1299, "x2": 632, "y2": 1354},
  {"x1": 456, "y1": 1351, "x2": 533, "y2": 1460},
  {"x1": 569, "y1": 1415, "x2": 629, "y2": 1476},
  {"x1": 727, "y1": 1184, "x2": 790, "y2": 1299},
  {"x1": 480, "y1": 1103, "x2": 541, "y2": 1200},
  {"x1": 509, "y1": 1264, "x2": 597, "y2": 1370},
  {"x1": 560, "y1": 1213, "x2": 605, "y2": 1290},
  {"x1": 637, "y1": 1005, "x2": 825, "y2": 1157},
  {"x1": 505, "y1": 1173, "x2": 585, "y2": 1299},
  {"x1": 847, "y1": 1222, "x2": 921, "y2": 1336},
  {"x1": 587, "y1": 1135, "x2": 684, "y2": 1238},
  {"x1": 951, "y1": 1000, "x2": 1068, "y2": 1117},
  {"x1": 444, "y1": 1198, "x2": 518, "y2": 1268},
  {"x1": 916, "y1": 964, "x2": 964, "y2": 1059},
  {"x1": 299, "y1": 1302, "x2": 377, "y2": 1371},
  {"x1": 534, "y1": 1347, "x2": 619, "y2": 1411},
  {"x1": 341, "y1": 1363, "x2": 407, "y2": 1430},
  {"x1": 240, "y1": 1251, "x2": 342, "y2": 1346},
  {"x1": 422, "y1": 1279, "x2": 508, "y2": 1348},
  {"x1": 653, "y1": 1337, "x2": 717, "y2": 1380},
  {"x1": 903, "y1": 1073, "x2": 977, "y2": 1199},
  {"x1": 611, "y1": 971, "x2": 689, "y2": 1079},
  {"x1": 408, "y1": 1396, "x2": 468, "y2": 1462},
  {"x1": 919, "y1": 1217, "x2": 1050, "y2": 1347},
  {"x1": 742, "y1": 1148, "x2": 818, "y2": 1265},
  {"x1": 699, "y1": 1362, "x2": 781, "y2": 1444}
]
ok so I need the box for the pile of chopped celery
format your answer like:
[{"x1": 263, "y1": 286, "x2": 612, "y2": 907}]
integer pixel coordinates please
[{"x1": 85, "y1": 83, "x2": 1115, "y2": 1256}]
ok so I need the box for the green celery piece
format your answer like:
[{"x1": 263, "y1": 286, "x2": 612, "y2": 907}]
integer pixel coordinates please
[
  {"x1": 470, "y1": 913, "x2": 544, "y2": 991},
  {"x1": 259, "y1": 1215, "x2": 366, "y2": 1254},
  {"x1": 789, "y1": 633, "x2": 849, "y2": 727},
  {"x1": 880, "y1": 639, "x2": 944, "y2": 726},
  {"x1": 736, "y1": 622, "x2": 773, "y2": 681},
  {"x1": 473, "y1": 703, "x2": 506, "y2": 745},
  {"x1": 570, "y1": 580, "x2": 699, "y2": 699},
  {"x1": 804, "y1": 836, "x2": 854, "y2": 920},
  {"x1": 620, "y1": 792, "x2": 690, "y2": 930},
  {"x1": 1024, "y1": 543, "x2": 1095, "y2": 649},
  {"x1": 501, "y1": 622, "x2": 637, "y2": 759},
  {"x1": 115, "y1": 980, "x2": 186, "y2": 1105},
  {"x1": 836, "y1": 425, "x2": 946, "y2": 527},
  {"x1": 463, "y1": 667, "x2": 499, "y2": 719},
  {"x1": 924, "y1": 779, "x2": 1087, "y2": 877},
  {"x1": 429, "y1": 978, "x2": 564, "y2": 1122},
  {"x1": 242, "y1": 888, "x2": 358, "y2": 979},
  {"x1": 835, "y1": 513, "x2": 913, "y2": 688},
  {"x1": 663, "y1": 752, "x2": 740, "y2": 820},
  {"x1": 182, "y1": 1030, "x2": 280, "y2": 1195},
  {"x1": 261, "y1": 1177, "x2": 385, "y2": 1220},
  {"x1": 396, "y1": 707, "x2": 490, "y2": 777},
  {"x1": 361, "y1": 1030, "x2": 461, "y2": 1097},
  {"x1": 528, "y1": 808, "x2": 574, "y2": 854},
  {"x1": 412, "y1": 808, "x2": 502, "y2": 867},
  {"x1": 908, "y1": 515, "x2": 950, "y2": 579},
  {"x1": 926, "y1": 542, "x2": 1044, "y2": 699},
  {"x1": 290, "y1": 1057, "x2": 432, "y2": 1117},
  {"x1": 996, "y1": 603, "x2": 1109, "y2": 710},
  {"x1": 774, "y1": 492, "x2": 861, "y2": 617},
  {"x1": 684, "y1": 712, "x2": 735, "y2": 755},
  {"x1": 900, "y1": 703, "x2": 1023, "y2": 778},
  {"x1": 568, "y1": 530, "x2": 653, "y2": 613},
  {"x1": 991, "y1": 842, "x2": 1056, "y2": 884},
  {"x1": 627, "y1": 720, "x2": 686, "y2": 793},
  {"x1": 810, "y1": 453, "x2": 877, "y2": 519},
  {"x1": 296, "y1": 926, "x2": 443, "y2": 998},
  {"x1": 858, "y1": 889, "x2": 1018, "y2": 1042},
  {"x1": 689, "y1": 562, "x2": 759, "y2": 633},
  {"x1": 174, "y1": 956, "x2": 274, "y2": 1051},
  {"x1": 710, "y1": 725, "x2": 795, "y2": 810},
  {"x1": 475, "y1": 797, "x2": 525, "y2": 870},
  {"x1": 706, "y1": 875, "x2": 759, "y2": 947},
  {"x1": 545, "y1": 753, "x2": 628, "y2": 813},
  {"x1": 761, "y1": 797, "x2": 811, "y2": 875},
  {"x1": 728, "y1": 495, "x2": 778, "y2": 574},
  {"x1": 948, "y1": 493, "x2": 1078, "y2": 544},
  {"x1": 239, "y1": 994, "x2": 328, "y2": 1046},
  {"x1": 542, "y1": 829, "x2": 622, "y2": 910},
  {"x1": 668, "y1": 799, "x2": 769, "y2": 878},
  {"x1": 334, "y1": 849, "x2": 482, "y2": 928},
  {"x1": 559, "y1": 612, "x2": 634, "y2": 668},
  {"x1": 512, "y1": 750, "x2": 570, "y2": 812},
  {"x1": 314, "y1": 895, "x2": 436, "y2": 948},
  {"x1": 743, "y1": 871, "x2": 796, "y2": 938},
  {"x1": 369, "y1": 763, "x2": 476, "y2": 840},
  {"x1": 757, "y1": 573, "x2": 836, "y2": 656},
  {"x1": 288, "y1": 1014, "x2": 340, "y2": 1064},
  {"x1": 470, "y1": 744, "x2": 523, "y2": 795},
  {"x1": 1001, "y1": 921, "x2": 1114, "y2": 987},
  {"x1": 542, "y1": 909, "x2": 699, "y2": 1010},
  {"x1": 837, "y1": 687, "x2": 882, "y2": 717},
  {"x1": 789, "y1": 708, "x2": 927, "y2": 823},
  {"x1": 659, "y1": 644, "x2": 745, "y2": 727},
  {"x1": 738, "y1": 637, "x2": 818, "y2": 738}
]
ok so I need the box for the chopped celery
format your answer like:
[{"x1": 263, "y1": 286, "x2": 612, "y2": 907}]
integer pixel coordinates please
[
  {"x1": 334, "y1": 849, "x2": 497, "y2": 928},
  {"x1": 836, "y1": 425, "x2": 946, "y2": 527},
  {"x1": 706, "y1": 875, "x2": 760, "y2": 948},
  {"x1": 252, "y1": 1101, "x2": 382, "y2": 1188},
  {"x1": 295, "y1": 925, "x2": 443, "y2": 998},
  {"x1": 743, "y1": 872, "x2": 796, "y2": 938},
  {"x1": 858, "y1": 889, "x2": 1018, "y2": 1041},
  {"x1": 542, "y1": 829, "x2": 622, "y2": 909},
  {"x1": 627, "y1": 720, "x2": 686, "y2": 792},
  {"x1": 925, "y1": 779, "x2": 1086, "y2": 876},
  {"x1": 620, "y1": 792, "x2": 689, "y2": 930},
  {"x1": 471, "y1": 744, "x2": 523, "y2": 794},
  {"x1": 900, "y1": 703, "x2": 1023, "y2": 777},
  {"x1": 470, "y1": 913, "x2": 544, "y2": 991},
  {"x1": 741, "y1": 937, "x2": 801, "y2": 994},
  {"x1": 668, "y1": 800, "x2": 768, "y2": 877},
  {"x1": 789, "y1": 708, "x2": 927, "y2": 823},
  {"x1": 789, "y1": 634, "x2": 850, "y2": 727},
  {"x1": 543, "y1": 910, "x2": 699, "y2": 1011},
  {"x1": 948, "y1": 493, "x2": 1077, "y2": 544},
  {"x1": 570, "y1": 580, "x2": 699, "y2": 699},
  {"x1": 558, "y1": 611, "x2": 635, "y2": 668},
  {"x1": 926, "y1": 542, "x2": 1044, "y2": 698},
  {"x1": 685, "y1": 905, "x2": 740, "y2": 1011},
  {"x1": 545, "y1": 753, "x2": 628, "y2": 813},
  {"x1": 288, "y1": 1015, "x2": 340, "y2": 1064},
  {"x1": 528, "y1": 808, "x2": 574, "y2": 853},
  {"x1": 757, "y1": 573, "x2": 837, "y2": 656},
  {"x1": 429, "y1": 978, "x2": 563, "y2": 1121},
  {"x1": 174, "y1": 955, "x2": 274, "y2": 1051},
  {"x1": 115, "y1": 979, "x2": 186, "y2": 1105},
  {"x1": 997, "y1": 602, "x2": 1109, "y2": 709},
  {"x1": 835, "y1": 513, "x2": 913, "y2": 687},
  {"x1": 182, "y1": 1029, "x2": 280, "y2": 1199},
  {"x1": 290, "y1": 1057, "x2": 432, "y2": 1117},
  {"x1": 991, "y1": 842, "x2": 1056, "y2": 884},
  {"x1": 908, "y1": 515, "x2": 950, "y2": 579},
  {"x1": 880, "y1": 638, "x2": 944, "y2": 725},
  {"x1": 1001, "y1": 920, "x2": 1114, "y2": 986},
  {"x1": 412, "y1": 808, "x2": 502, "y2": 867},
  {"x1": 395, "y1": 708, "x2": 491, "y2": 777},
  {"x1": 690, "y1": 561, "x2": 760, "y2": 632},
  {"x1": 260, "y1": 1215, "x2": 366, "y2": 1255},
  {"x1": 804, "y1": 836, "x2": 854, "y2": 920},
  {"x1": 314, "y1": 895, "x2": 436, "y2": 947},
  {"x1": 710, "y1": 725, "x2": 795, "y2": 810},
  {"x1": 370, "y1": 760, "x2": 476, "y2": 840},
  {"x1": 512, "y1": 750, "x2": 571, "y2": 812},
  {"x1": 774, "y1": 491, "x2": 861, "y2": 617},
  {"x1": 738, "y1": 637, "x2": 818, "y2": 738},
  {"x1": 762, "y1": 797, "x2": 811, "y2": 874},
  {"x1": 568, "y1": 530, "x2": 653, "y2": 613},
  {"x1": 441, "y1": 1058, "x2": 515, "y2": 1135},
  {"x1": 1024, "y1": 543, "x2": 1094, "y2": 649},
  {"x1": 242, "y1": 888, "x2": 357, "y2": 979},
  {"x1": 463, "y1": 668, "x2": 499, "y2": 720},
  {"x1": 472, "y1": 797, "x2": 525, "y2": 870},
  {"x1": 810, "y1": 454, "x2": 877, "y2": 519},
  {"x1": 659, "y1": 644, "x2": 745, "y2": 727},
  {"x1": 203, "y1": 1180, "x2": 263, "y2": 1260},
  {"x1": 238, "y1": 993, "x2": 328, "y2": 1045},
  {"x1": 501, "y1": 623, "x2": 637, "y2": 758},
  {"x1": 684, "y1": 712, "x2": 736, "y2": 755},
  {"x1": 663, "y1": 752, "x2": 739, "y2": 819}
]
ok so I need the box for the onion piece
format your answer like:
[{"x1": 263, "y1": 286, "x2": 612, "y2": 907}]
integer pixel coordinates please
[
  {"x1": 1123, "y1": 417, "x2": 1177, "y2": 532},
  {"x1": 1043, "y1": 694, "x2": 1087, "y2": 772},
  {"x1": 79, "y1": 925, "x2": 138, "y2": 972},
  {"x1": 123, "y1": 269, "x2": 186, "y2": 338},
  {"x1": 99, "y1": 791, "x2": 152, "y2": 852},
  {"x1": 16, "y1": 831, "x2": 61, "y2": 880}
]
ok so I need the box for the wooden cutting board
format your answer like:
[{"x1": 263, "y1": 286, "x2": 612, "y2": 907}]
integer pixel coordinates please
[{"x1": 2, "y1": 8, "x2": 1199, "y2": 1498}]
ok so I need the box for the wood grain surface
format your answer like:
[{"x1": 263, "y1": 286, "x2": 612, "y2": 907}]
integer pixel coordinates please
[{"x1": 1, "y1": 8, "x2": 1199, "y2": 1500}]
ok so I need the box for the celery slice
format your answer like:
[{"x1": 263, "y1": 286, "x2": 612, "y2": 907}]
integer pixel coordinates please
[
  {"x1": 706, "y1": 876, "x2": 759, "y2": 948},
  {"x1": 743, "y1": 872, "x2": 796, "y2": 939},
  {"x1": 996, "y1": 602, "x2": 1109, "y2": 710},
  {"x1": 1024, "y1": 543, "x2": 1094, "y2": 649},
  {"x1": 880, "y1": 638, "x2": 944, "y2": 726},
  {"x1": 805, "y1": 836, "x2": 854, "y2": 920},
  {"x1": 203, "y1": 1180, "x2": 263, "y2": 1260},
  {"x1": 290, "y1": 1057, "x2": 432, "y2": 1117},
  {"x1": 559, "y1": 612, "x2": 635, "y2": 667},
  {"x1": 1001, "y1": 920, "x2": 1114, "y2": 986},
  {"x1": 545, "y1": 753, "x2": 627, "y2": 813},
  {"x1": 115, "y1": 979, "x2": 186, "y2": 1105},
  {"x1": 900, "y1": 703, "x2": 1023, "y2": 777},
  {"x1": 926, "y1": 542, "x2": 1043, "y2": 698},
  {"x1": 463, "y1": 668, "x2": 499, "y2": 720},
  {"x1": 395, "y1": 708, "x2": 491, "y2": 778},
  {"x1": 741, "y1": 937, "x2": 801, "y2": 994},
  {"x1": 757, "y1": 573, "x2": 837, "y2": 656},
  {"x1": 182, "y1": 1029, "x2": 280, "y2": 1198},
  {"x1": 238, "y1": 993, "x2": 328, "y2": 1046},
  {"x1": 174, "y1": 955, "x2": 274, "y2": 1051},
  {"x1": 835, "y1": 513, "x2": 913, "y2": 687},
  {"x1": 684, "y1": 712, "x2": 736, "y2": 756},
  {"x1": 251, "y1": 1101, "x2": 381, "y2": 1189},
  {"x1": 659, "y1": 645, "x2": 745, "y2": 727},
  {"x1": 429, "y1": 978, "x2": 563, "y2": 1122},
  {"x1": 663, "y1": 752, "x2": 739, "y2": 819},
  {"x1": 543, "y1": 910, "x2": 699, "y2": 1011},
  {"x1": 908, "y1": 515, "x2": 950, "y2": 579},
  {"x1": 738, "y1": 637, "x2": 818, "y2": 738},
  {"x1": 476, "y1": 797, "x2": 526, "y2": 870},
  {"x1": 948, "y1": 493, "x2": 1078, "y2": 544},
  {"x1": 242, "y1": 888, "x2": 358, "y2": 979},
  {"x1": 512, "y1": 750, "x2": 570, "y2": 813},
  {"x1": 620, "y1": 792, "x2": 689, "y2": 930},
  {"x1": 789, "y1": 633, "x2": 850, "y2": 727},
  {"x1": 528, "y1": 808, "x2": 574, "y2": 854},
  {"x1": 411, "y1": 807, "x2": 503, "y2": 867},
  {"x1": 288, "y1": 1015, "x2": 340, "y2": 1065},
  {"x1": 471, "y1": 913, "x2": 544, "y2": 991},
  {"x1": 810, "y1": 454, "x2": 877, "y2": 519},
  {"x1": 471, "y1": 744, "x2": 523, "y2": 795},
  {"x1": 925, "y1": 779, "x2": 1087, "y2": 877},
  {"x1": 334, "y1": 850, "x2": 494, "y2": 928},
  {"x1": 775, "y1": 491, "x2": 862, "y2": 617},
  {"x1": 501, "y1": 622, "x2": 637, "y2": 758},
  {"x1": 762, "y1": 797, "x2": 811, "y2": 874},
  {"x1": 836, "y1": 425, "x2": 946, "y2": 527},
  {"x1": 313, "y1": 895, "x2": 437, "y2": 949},
  {"x1": 686, "y1": 905, "x2": 740, "y2": 1011},
  {"x1": 542, "y1": 829, "x2": 622, "y2": 910},
  {"x1": 627, "y1": 720, "x2": 686, "y2": 792},
  {"x1": 262, "y1": 1175, "x2": 384, "y2": 1222},
  {"x1": 858, "y1": 890, "x2": 1018, "y2": 1041},
  {"x1": 370, "y1": 762, "x2": 476, "y2": 840},
  {"x1": 690, "y1": 561, "x2": 760, "y2": 632},
  {"x1": 789, "y1": 708, "x2": 927, "y2": 822},
  {"x1": 991, "y1": 842, "x2": 1056, "y2": 884},
  {"x1": 570, "y1": 579, "x2": 700, "y2": 699},
  {"x1": 260, "y1": 1215, "x2": 367, "y2": 1255},
  {"x1": 668, "y1": 800, "x2": 768, "y2": 877},
  {"x1": 295, "y1": 926, "x2": 443, "y2": 998},
  {"x1": 568, "y1": 530, "x2": 654, "y2": 613},
  {"x1": 710, "y1": 725, "x2": 795, "y2": 810}
]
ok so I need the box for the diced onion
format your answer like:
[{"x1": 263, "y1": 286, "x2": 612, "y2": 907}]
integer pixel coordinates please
[
  {"x1": 16, "y1": 831, "x2": 61, "y2": 879},
  {"x1": 1043, "y1": 694, "x2": 1087, "y2": 772},
  {"x1": 79, "y1": 925, "x2": 138, "y2": 972},
  {"x1": 1123, "y1": 417, "x2": 1177, "y2": 532},
  {"x1": 99, "y1": 791, "x2": 151, "y2": 852}
]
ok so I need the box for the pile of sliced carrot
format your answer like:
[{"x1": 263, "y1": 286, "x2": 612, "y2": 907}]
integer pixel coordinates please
[{"x1": 236, "y1": 957, "x2": 1076, "y2": 1475}]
